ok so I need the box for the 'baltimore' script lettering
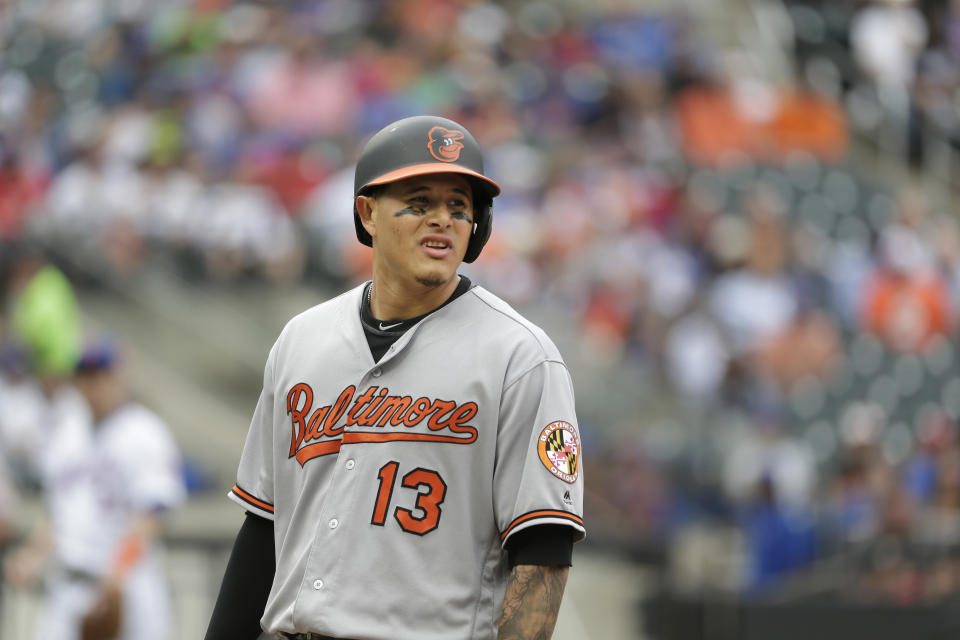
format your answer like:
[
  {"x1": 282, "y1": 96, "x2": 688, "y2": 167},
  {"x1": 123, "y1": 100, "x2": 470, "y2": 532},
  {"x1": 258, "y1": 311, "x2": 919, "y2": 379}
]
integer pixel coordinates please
[{"x1": 286, "y1": 384, "x2": 479, "y2": 465}]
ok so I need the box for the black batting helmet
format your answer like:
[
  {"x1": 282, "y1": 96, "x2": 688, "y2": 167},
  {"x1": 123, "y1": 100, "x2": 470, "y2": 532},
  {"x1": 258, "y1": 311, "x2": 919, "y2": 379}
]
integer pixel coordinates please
[{"x1": 353, "y1": 115, "x2": 501, "y2": 263}]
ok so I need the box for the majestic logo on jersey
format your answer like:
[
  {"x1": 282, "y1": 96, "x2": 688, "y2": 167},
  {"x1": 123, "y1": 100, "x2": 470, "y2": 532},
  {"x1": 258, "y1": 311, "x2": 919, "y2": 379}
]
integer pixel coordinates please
[
  {"x1": 427, "y1": 126, "x2": 465, "y2": 162},
  {"x1": 286, "y1": 384, "x2": 479, "y2": 466},
  {"x1": 537, "y1": 421, "x2": 579, "y2": 484}
]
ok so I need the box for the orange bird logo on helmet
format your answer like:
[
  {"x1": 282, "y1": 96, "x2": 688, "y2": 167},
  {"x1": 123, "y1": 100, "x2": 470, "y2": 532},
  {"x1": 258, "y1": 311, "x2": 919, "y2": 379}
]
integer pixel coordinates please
[{"x1": 427, "y1": 126, "x2": 465, "y2": 162}]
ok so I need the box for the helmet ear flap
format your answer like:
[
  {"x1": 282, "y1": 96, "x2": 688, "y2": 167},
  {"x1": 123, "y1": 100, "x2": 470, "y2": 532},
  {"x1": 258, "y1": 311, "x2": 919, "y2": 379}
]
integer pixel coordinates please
[{"x1": 463, "y1": 201, "x2": 491, "y2": 263}]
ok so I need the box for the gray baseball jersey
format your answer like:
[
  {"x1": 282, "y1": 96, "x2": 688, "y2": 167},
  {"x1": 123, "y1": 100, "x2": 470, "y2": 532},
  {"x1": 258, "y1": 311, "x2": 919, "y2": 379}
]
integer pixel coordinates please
[{"x1": 229, "y1": 282, "x2": 585, "y2": 640}]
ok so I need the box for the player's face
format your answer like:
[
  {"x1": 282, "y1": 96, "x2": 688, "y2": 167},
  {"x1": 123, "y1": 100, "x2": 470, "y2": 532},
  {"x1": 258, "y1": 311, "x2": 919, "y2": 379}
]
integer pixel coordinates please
[
  {"x1": 74, "y1": 368, "x2": 124, "y2": 420},
  {"x1": 360, "y1": 173, "x2": 475, "y2": 290}
]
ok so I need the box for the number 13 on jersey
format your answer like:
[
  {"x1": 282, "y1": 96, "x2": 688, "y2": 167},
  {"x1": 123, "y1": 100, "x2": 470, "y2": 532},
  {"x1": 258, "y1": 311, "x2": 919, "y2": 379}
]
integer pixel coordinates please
[{"x1": 371, "y1": 461, "x2": 447, "y2": 536}]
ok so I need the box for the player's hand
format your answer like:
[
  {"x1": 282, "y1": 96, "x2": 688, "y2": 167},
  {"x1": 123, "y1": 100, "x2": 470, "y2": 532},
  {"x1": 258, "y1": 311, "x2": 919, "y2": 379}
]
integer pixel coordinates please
[
  {"x1": 4, "y1": 543, "x2": 49, "y2": 587},
  {"x1": 81, "y1": 581, "x2": 123, "y2": 640}
]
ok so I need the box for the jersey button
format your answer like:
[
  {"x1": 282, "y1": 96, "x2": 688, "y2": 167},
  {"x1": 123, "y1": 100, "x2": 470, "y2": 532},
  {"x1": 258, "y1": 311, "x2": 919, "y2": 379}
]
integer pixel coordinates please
[
  {"x1": 313, "y1": 579, "x2": 324, "y2": 590},
  {"x1": 372, "y1": 368, "x2": 382, "y2": 377},
  {"x1": 345, "y1": 459, "x2": 356, "y2": 470},
  {"x1": 328, "y1": 518, "x2": 339, "y2": 529}
]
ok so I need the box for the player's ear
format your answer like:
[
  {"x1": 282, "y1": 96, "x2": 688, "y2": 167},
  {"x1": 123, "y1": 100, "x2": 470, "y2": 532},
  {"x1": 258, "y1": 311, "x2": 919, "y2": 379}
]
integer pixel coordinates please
[{"x1": 356, "y1": 195, "x2": 377, "y2": 239}]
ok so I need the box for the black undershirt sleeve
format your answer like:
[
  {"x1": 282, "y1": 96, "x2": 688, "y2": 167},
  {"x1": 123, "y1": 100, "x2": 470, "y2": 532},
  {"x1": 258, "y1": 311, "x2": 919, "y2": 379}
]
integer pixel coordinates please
[
  {"x1": 505, "y1": 524, "x2": 574, "y2": 568},
  {"x1": 204, "y1": 512, "x2": 276, "y2": 640}
]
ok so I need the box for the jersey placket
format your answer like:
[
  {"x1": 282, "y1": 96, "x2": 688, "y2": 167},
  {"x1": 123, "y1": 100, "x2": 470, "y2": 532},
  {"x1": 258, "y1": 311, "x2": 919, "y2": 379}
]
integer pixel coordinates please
[{"x1": 292, "y1": 329, "x2": 419, "y2": 628}]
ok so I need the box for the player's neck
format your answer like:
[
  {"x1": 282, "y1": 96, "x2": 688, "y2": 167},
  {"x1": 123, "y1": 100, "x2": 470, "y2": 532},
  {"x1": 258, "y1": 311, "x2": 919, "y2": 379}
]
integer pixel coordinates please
[{"x1": 369, "y1": 275, "x2": 460, "y2": 321}]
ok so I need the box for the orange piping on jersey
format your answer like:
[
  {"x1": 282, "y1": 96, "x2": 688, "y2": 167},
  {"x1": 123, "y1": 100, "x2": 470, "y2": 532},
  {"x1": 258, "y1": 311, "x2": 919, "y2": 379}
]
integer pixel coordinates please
[
  {"x1": 500, "y1": 510, "x2": 584, "y2": 541},
  {"x1": 110, "y1": 535, "x2": 144, "y2": 578},
  {"x1": 232, "y1": 484, "x2": 275, "y2": 513},
  {"x1": 342, "y1": 431, "x2": 477, "y2": 446}
]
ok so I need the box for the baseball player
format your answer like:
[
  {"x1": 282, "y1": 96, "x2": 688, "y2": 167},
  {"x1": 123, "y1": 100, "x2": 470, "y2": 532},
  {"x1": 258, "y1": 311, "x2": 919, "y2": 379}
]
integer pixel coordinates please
[
  {"x1": 5, "y1": 340, "x2": 187, "y2": 640},
  {"x1": 205, "y1": 115, "x2": 585, "y2": 640}
]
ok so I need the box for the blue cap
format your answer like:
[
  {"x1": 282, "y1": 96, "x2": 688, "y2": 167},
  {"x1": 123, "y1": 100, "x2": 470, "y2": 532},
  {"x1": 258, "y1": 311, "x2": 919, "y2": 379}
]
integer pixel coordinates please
[
  {"x1": 75, "y1": 339, "x2": 118, "y2": 373},
  {"x1": 0, "y1": 343, "x2": 29, "y2": 374}
]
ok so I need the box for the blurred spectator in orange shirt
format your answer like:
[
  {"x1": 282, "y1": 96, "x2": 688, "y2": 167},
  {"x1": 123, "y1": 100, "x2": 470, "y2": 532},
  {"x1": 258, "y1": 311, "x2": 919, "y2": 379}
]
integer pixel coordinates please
[
  {"x1": 861, "y1": 224, "x2": 955, "y2": 352},
  {"x1": 580, "y1": 283, "x2": 635, "y2": 362}
]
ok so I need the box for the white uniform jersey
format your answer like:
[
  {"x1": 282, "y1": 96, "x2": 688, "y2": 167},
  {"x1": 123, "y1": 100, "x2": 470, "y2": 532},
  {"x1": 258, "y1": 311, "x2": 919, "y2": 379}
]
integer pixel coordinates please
[
  {"x1": 0, "y1": 376, "x2": 53, "y2": 481},
  {"x1": 0, "y1": 452, "x2": 17, "y2": 525},
  {"x1": 230, "y1": 283, "x2": 585, "y2": 640},
  {"x1": 37, "y1": 400, "x2": 186, "y2": 640}
]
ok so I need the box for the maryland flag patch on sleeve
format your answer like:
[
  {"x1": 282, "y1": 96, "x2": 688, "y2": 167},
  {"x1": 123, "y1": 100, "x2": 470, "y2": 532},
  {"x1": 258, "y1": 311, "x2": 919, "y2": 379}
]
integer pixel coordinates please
[{"x1": 537, "y1": 421, "x2": 580, "y2": 483}]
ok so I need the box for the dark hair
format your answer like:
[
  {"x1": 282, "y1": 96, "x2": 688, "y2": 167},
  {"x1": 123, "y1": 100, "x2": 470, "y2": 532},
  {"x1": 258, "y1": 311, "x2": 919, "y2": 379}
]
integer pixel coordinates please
[{"x1": 358, "y1": 183, "x2": 388, "y2": 200}]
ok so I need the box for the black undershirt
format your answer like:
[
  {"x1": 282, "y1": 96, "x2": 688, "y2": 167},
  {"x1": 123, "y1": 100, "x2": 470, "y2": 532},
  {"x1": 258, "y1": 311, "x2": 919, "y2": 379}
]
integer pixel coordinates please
[{"x1": 359, "y1": 275, "x2": 473, "y2": 362}]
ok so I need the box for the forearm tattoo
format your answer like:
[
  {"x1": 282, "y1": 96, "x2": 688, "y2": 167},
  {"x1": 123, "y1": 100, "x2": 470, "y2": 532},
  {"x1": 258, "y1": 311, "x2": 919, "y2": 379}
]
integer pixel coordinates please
[{"x1": 497, "y1": 565, "x2": 569, "y2": 640}]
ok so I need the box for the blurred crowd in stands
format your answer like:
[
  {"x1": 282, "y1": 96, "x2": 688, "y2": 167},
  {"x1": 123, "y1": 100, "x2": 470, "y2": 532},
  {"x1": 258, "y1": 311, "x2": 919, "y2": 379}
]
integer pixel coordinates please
[
  {"x1": 2, "y1": 0, "x2": 960, "y2": 608},
  {"x1": 787, "y1": 0, "x2": 960, "y2": 169}
]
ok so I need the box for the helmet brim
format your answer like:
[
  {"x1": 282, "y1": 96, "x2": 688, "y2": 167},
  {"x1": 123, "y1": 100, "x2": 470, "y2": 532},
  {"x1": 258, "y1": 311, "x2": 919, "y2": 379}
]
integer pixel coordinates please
[{"x1": 364, "y1": 162, "x2": 501, "y2": 197}]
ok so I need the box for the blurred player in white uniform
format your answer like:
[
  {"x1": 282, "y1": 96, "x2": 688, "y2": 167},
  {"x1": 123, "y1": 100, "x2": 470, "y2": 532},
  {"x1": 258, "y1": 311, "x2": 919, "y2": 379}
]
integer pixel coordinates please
[{"x1": 5, "y1": 341, "x2": 186, "y2": 640}]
